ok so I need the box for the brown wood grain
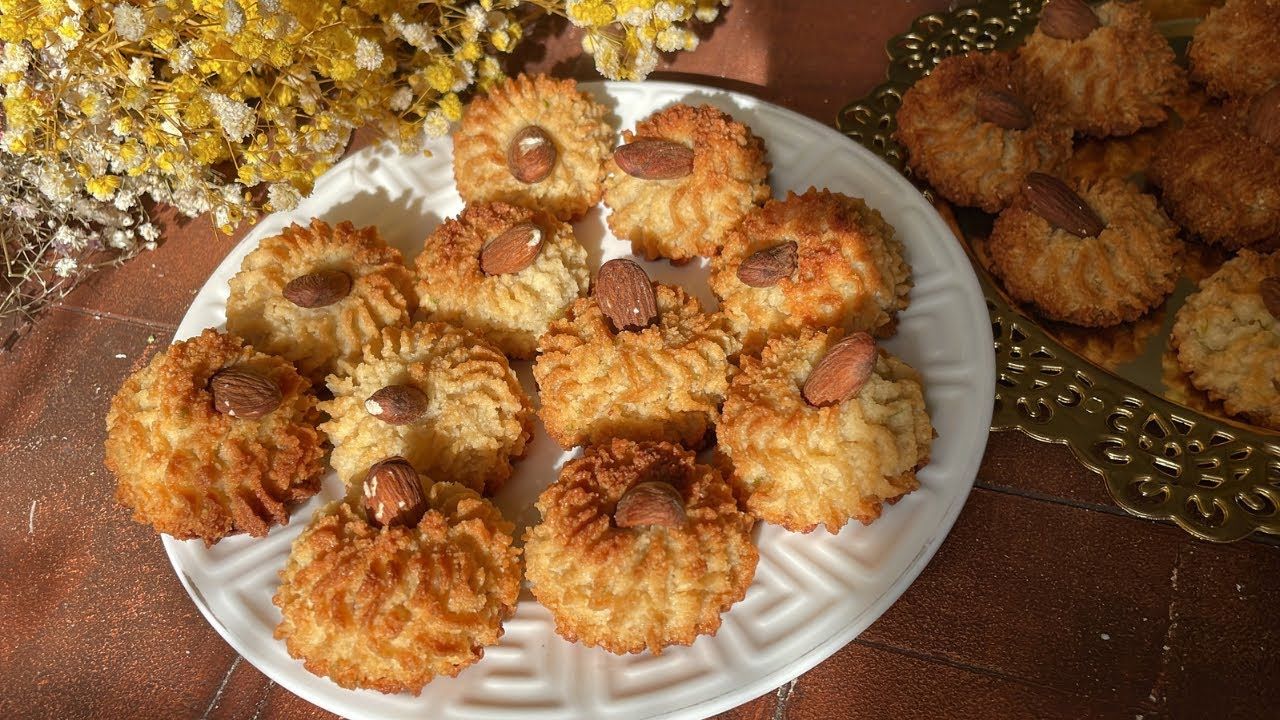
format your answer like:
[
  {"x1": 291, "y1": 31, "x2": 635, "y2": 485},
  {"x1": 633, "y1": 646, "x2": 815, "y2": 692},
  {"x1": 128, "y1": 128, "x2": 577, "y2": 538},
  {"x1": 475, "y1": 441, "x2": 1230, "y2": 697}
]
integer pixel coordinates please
[{"x1": 2, "y1": 1, "x2": 1277, "y2": 719}]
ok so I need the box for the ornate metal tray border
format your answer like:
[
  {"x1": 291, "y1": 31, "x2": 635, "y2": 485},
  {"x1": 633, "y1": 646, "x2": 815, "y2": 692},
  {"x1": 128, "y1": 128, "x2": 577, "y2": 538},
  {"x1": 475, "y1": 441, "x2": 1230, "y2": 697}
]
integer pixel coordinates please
[{"x1": 837, "y1": 0, "x2": 1280, "y2": 542}]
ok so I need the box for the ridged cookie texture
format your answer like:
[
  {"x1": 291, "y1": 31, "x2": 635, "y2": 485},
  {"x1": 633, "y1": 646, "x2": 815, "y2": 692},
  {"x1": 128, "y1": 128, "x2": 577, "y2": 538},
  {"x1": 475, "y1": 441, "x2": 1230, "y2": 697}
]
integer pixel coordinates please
[
  {"x1": 523, "y1": 439, "x2": 757, "y2": 655},
  {"x1": 1188, "y1": 0, "x2": 1280, "y2": 100},
  {"x1": 717, "y1": 328, "x2": 933, "y2": 534},
  {"x1": 226, "y1": 219, "x2": 416, "y2": 385},
  {"x1": 106, "y1": 329, "x2": 326, "y2": 545},
  {"x1": 894, "y1": 50, "x2": 1072, "y2": 212}
]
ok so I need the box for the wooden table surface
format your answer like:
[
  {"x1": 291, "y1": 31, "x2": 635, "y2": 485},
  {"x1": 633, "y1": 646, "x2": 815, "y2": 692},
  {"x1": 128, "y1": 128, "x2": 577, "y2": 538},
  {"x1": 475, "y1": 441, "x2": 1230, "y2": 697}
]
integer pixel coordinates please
[{"x1": 2, "y1": 1, "x2": 1278, "y2": 718}]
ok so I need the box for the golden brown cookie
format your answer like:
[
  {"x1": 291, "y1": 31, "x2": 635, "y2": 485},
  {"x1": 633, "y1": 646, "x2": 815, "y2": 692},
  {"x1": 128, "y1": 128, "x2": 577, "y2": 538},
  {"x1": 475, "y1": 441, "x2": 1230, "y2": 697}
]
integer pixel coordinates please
[
  {"x1": 523, "y1": 439, "x2": 757, "y2": 655},
  {"x1": 226, "y1": 219, "x2": 416, "y2": 386},
  {"x1": 710, "y1": 188, "x2": 911, "y2": 355},
  {"x1": 106, "y1": 329, "x2": 326, "y2": 545},
  {"x1": 717, "y1": 329, "x2": 933, "y2": 533},
  {"x1": 894, "y1": 50, "x2": 1073, "y2": 212},
  {"x1": 1188, "y1": 0, "x2": 1280, "y2": 100},
  {"x1": 603, "y1": 104, "x2": 770, "y2": 262},
  {"x1": 414, "y1": 202, "x2": 590, "y2": 359},
  {"x1": 1161, "y1": 344, "x2": 1226, "y2": 418},
  {"x1": 987, "y1": 175, "x2": 1182, "y2": 327},
  {"x1": 1149, "y1": 95, "x2": 1280, "y2": 250},
  {"x1": 533, "y1": 264, "x2": 739, "y2": 449},
  {"x1": 1018, "y1": 0, "x2": 1184, "y2": 137},
  {"x1": 452, "y1": 74, "x2": 613, "y2": 221},
  {"x1": 320, "y1": 322, "x2": 533, "y2": 494},
  {"x1": 274, "y1": 472, "x2": 520, "y2": 694},
  {"x1": 1171, "y1": 250, "x2": 1280, "y2": 429}
]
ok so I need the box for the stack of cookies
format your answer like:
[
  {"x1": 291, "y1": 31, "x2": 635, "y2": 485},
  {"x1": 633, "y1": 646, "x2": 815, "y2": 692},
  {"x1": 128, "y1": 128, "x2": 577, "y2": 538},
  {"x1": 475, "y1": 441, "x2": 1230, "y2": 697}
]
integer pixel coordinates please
[
  {"x1": 894, "y1": 0, "x2": 1280, "y2": 429},
  {"x1": 105, "y1": 72, "x2": 936, "y2": 693}
]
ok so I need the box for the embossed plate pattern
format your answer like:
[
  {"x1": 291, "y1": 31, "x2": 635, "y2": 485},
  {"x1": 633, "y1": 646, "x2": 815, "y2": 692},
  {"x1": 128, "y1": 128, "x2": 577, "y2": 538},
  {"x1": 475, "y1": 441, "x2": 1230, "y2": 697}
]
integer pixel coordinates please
[{"x1": 165, "y1": 81, "x2": 994, "y2": 720}]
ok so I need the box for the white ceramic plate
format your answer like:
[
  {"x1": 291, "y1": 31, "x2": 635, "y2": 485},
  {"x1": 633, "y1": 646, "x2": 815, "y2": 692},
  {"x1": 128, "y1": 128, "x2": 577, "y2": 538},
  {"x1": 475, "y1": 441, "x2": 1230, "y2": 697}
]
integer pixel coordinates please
[{"x1": 165, "y1": 80, "x2": 994, "y2": 720}]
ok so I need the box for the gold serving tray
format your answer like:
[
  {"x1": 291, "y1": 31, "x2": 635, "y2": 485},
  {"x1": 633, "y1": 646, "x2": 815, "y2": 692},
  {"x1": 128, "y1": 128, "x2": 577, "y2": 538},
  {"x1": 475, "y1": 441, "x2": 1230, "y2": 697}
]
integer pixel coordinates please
[{"x1": 838, "y1": 0, "x2": 1280, "y2": 542}]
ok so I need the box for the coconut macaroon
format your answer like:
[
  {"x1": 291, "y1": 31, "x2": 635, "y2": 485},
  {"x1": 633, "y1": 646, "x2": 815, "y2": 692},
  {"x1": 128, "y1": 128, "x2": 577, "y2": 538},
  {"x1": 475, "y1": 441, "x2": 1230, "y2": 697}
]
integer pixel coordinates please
[
  {"x1": 106, "y1": 329, "x2": 326, "y2": 545},
  {"x1": 1189, "y1": 0, "x2": 1280, "y2": 100},
  {"x1": 274, "y1": 459, "x2": 520, "y2": 694},
  {"x1": 1149, "y1": 91, "x2": 1280, "y2": 250},
  {"x1": 894, "y1": 50, "x2": 1073, "y2": 212},
  {"x1": 718, "y1": 329, "x2": 933, "y2": 533},
  {"x1": 709, "y1": 188, "x2": 911, "y2": 355},
  {"x1": 1171, "y1": 251, "x2": 1280, "y2": 430},
  {"x1": 523, "y1": 439, "x2": 757, "y2": 655},
  {"x1": 414, "y1": 201, "x2": 590, "y2": 359},
  {"x1": 986, "y1": 174, "x2": 1182, "y2": 327},
  {"x1": 452, "y1": 74, "x2": 613, "y2": 221},
  {"x1": 603, "y1": 103, "x2": 771, "y2": 262},
  {"x1": 534, "y1": 259, "x2": 739, "y2": 449},
  {"x1": 320, "y1": 321, "x2": 533, "y2": 495},
  {"x1": 1017, "y1": 0, "x2": 1184, "y2": 137},
  {"x1": 226, "y1": 219, "x2": 416, "y2": 386}
]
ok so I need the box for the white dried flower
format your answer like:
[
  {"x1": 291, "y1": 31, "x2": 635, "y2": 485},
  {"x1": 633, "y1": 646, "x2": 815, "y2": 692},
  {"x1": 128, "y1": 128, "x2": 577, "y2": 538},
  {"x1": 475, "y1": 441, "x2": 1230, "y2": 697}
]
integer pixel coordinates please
[
  {"x1": 171, "y1": 44, "x2": 196, "y2": 74},
  {"x1": 127, "y1": 57, "x2": 151, "y2": 85},
  {"x1": 259, "y1": 0, "x2": 280, "y2": 12},
  {"x1": 392, "y1": 13, "x2": 438, "y2": 51},
  {"x1": 223, "y1": 0, "x2": 245, "y2": 36},
  {"x1": 1, "y1": 43, "x2": 31, "y2": 75},
  {"x1": 618, "y1": 7, "x2": 652, "y2": 26},
  {"x1": 206, "y1": 91, "x2": 255, "y2": 142},
  {"x1": 695, "y1": 2, "x2": 721, "y2": 23},
  {"x1": 355, "y1": 38, "x2": 384, "y2": 71},
  {"x1": 654, "y1": 2, "x2": 686, "y2": 22},
  {"x1": 423, "y1": 108, "x2": 450, "y2": 138},
  {"x1": 139, "y1": 223, "x2": 161, "y2": 243},
  {"x1": 465, "y1": 4, "x2": 488, "y2": 34},
  {"x1": 53, "y1": 258, "x2": 79, "y2": 278},
  {"x1": 630, "y1": 46, "x2": 660, "y2": 79},
  {"x1": 451, "y1": 61, "x2": 476, "y2": 92},
  {"x1": 267, "y1": 183, "x2": 302, "y2": 211},
  {"x1": 389, "y1": 86, "x2": 414, "y2": 112},
  {"x1": 113, "y1": 4, "x2": 147, "y2": 42},
  {"x1": 53, "y1": 225, "x2": 85, "y2": 252},
  {"x1": 108, "y1": 230, "x2": 133, "y2": 250}
]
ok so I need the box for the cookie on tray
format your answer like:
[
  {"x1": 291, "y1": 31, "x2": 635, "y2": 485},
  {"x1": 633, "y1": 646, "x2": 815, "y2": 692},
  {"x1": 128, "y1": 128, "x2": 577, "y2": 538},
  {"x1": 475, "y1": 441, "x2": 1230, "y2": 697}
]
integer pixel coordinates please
[
  {"x1": 274, "y1": 458, "x2": 520, "y2": 693},
  {"x1": 717, "y1": 329, "x2": 933, "y2": 533},
  {"x1": 894, "y1": 50, "x2": 1073, "y2": 212},
  {"x1": 986, "y1": 174, "x2": 1182, "y2": 327},
  {"x1": 1188, "y1": 0, "x2": 1280, "y2": 100},
  {"x1": 226, "y1": 219, "x2": 416, "y2": 385},
  {"x1": 1017, "y1": 0, "x2": 1184, "y2": 137},
  {"x1": 320, "y1": 321, "x2": 533, "y2": 494},
  {"x1": 1171, "y1": 250, "x2": 1280, "y2": 430},
  {"x1": 452, "y1": 74, "x2": 613, "y2": 221},
  {"x1": 1149, "y1": 90, "x2": 1280, "y2": 250},
  {"x1": 603, "y1": 104, "x2": 771, "y2": 262},
  {"x1": 414, "y1": 201, "x2": 590, "y2": 359},
  {"x1": 533, "y1": 259, "x2": 739, "y2": 449},
  {"x1": 523, "y1": 439, "x2": 757, "y2": 655},
  {"x1": 709, "y1": 188, "x2": 911, "y2": 355},
  {"x1": 106, "y1": 329, "x2": 326, "y2": 545}
]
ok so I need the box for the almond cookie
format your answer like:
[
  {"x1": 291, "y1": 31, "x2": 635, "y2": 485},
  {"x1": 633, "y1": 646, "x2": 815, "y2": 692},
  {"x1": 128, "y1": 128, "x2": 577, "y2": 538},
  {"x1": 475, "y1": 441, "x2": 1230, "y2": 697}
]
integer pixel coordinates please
[
  {"x1": 1171, "y1": 250, "x2": 1280, "y2": 429},
  {"x1": 710, "y1": 188, "x2": 911, "y2": 355},
  {"x1": 717, "y1": 329, "x2": 933, "y2": 533},
  {"x1": 523, "y1": 439, "x2": 757, "y2": 655},
  {"x1": 106, "y1": 329, "x2": 326, "y2": 545},
  {"x1": 1189, "y1": 0, "x2": 1280, "y2": 100},
  {"x1": 274, "y1": 461, "x2": 520, "y2": 693},
  {"x1": 414, "y1": 201, "x2": 590, "y2": 359},
  {"x1": 320, "y1": 322, "x2": 533, "y2": 494},
  {"x1": 987, "y1": 174, "x2": 1182, "y2": 327},
  {"x1": 603, "y1": 104, "x2": 771, "y2": 262},
  {"x1": 453, "y1": 74, "x2": 613, "y2": 221},
  {"x1": 1149, "y1": 92, "x2": 1280, "y2": 250},
  {"x1": 1017, "y1": 0, "x2": 1184, "y2": 137},
  {"x1": 533, "y1": 260, "x2": 739, "y2": 449},
  {"x1": 894, "y1": 50, "x2": 1073, "y2": 212},
  {"x1": 227, "y1": 219, "x2": 416, "y2": 386}
]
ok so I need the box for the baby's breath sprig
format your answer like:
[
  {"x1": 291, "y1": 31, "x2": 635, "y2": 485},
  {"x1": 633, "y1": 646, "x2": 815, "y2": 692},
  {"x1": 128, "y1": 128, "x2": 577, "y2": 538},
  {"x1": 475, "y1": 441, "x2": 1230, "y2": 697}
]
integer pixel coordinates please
[{"x1": 559, "y1": 0, "x2": 729, "y2": 80}]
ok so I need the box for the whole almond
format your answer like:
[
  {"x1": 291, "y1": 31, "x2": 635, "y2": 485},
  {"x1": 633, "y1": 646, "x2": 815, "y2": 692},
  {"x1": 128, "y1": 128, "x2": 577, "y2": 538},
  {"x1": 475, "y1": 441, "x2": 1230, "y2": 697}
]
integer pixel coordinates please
[
  {"x1": 613, "y1": 138, "x2": 695, "y2": 180},
  {"x1": 209, "y1": 368, "x2": 282, "y2": 419},
  {"x1": 1260, "y1": 277, "x2": 1280, "y2": 320},
  {"x1": 1023, "y1": 173, "x2": 1106, "y2": 238},
  {"x1": 595, "y1": 258, "x2": 658, "y2": 332},
  {"x1": 282, "y1": 269, "x2": 351, "y2": 308},
  {"x1": 737, "y1": 241, "x2": 799, "y2": 287},
  {"x1": 1039, "y1": 0, "x2": 1100, "y2": 40},
  {"x1": 614, "y1": 481, "x2": 686, "y2": 529},
  {"x1": 507, "y1": 125, "x2": 557, "y2": 184},
  {"x1": 362, "y1": 457, "x2": 428, "y2": 529},
  {"x1": 802, "y1": 333, "x2": 878, "y2": 408},
  {"x1": 479, "y1": 223, "x2": 544, "y2": 275},
  {"x1": 365, "y1": 384, "x2": 428, "y2": 424},
  {"x1": 976, "y1": 89, "x2": 1032, "y2": 131},
  {"x1": 1247, "y1": 86, "x2": 1280, "y2": 148}
]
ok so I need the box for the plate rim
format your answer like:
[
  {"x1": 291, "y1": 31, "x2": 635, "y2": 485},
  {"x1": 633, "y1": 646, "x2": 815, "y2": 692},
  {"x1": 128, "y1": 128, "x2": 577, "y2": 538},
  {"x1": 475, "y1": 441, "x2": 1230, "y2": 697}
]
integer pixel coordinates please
[{"x1": 162, "y1": 78, "x2": 996, "y2": 720}]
